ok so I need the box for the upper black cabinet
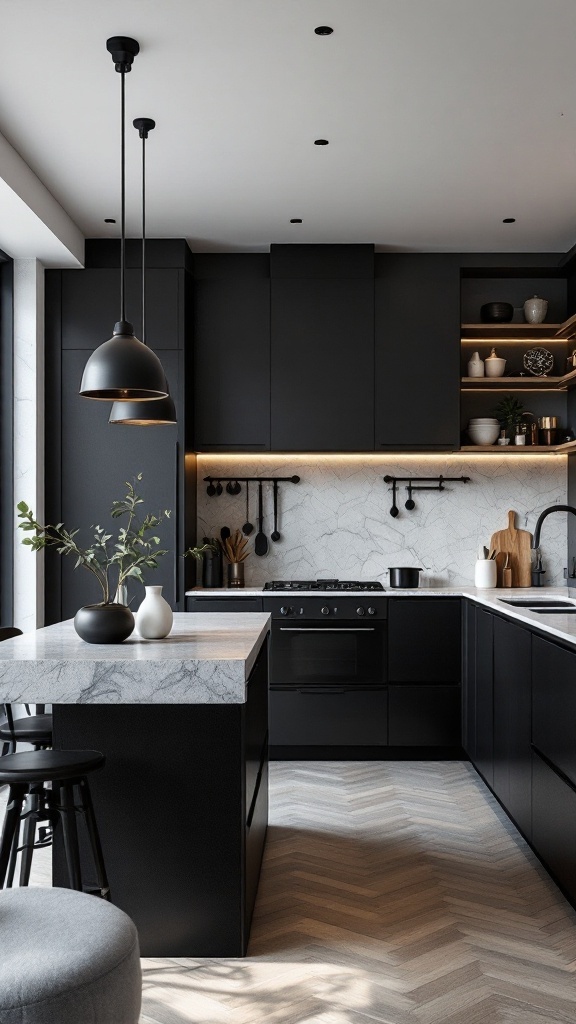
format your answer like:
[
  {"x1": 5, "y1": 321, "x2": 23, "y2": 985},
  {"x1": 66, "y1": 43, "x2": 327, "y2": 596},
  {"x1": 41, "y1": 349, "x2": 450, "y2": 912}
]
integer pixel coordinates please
[
  {"x1": 193, "y1": 255, "x2": 270, "y2": 450},
  {"x1": 270, "y1": 245, "x2": 374, "y2": 451},
  {"x1": 375, "y1": 255, "x2": 460, "y2": 449}
]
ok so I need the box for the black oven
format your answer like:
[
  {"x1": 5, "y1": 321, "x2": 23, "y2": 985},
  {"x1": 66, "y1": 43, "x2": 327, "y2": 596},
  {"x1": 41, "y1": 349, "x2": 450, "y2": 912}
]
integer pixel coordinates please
[{"x1": 264, "y1": 598, "x2": 387, "y2": 689}]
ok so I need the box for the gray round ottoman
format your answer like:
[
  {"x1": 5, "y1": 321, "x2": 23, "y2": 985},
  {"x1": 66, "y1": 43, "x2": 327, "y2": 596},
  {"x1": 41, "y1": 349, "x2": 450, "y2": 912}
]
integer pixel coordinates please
[{"x1": 0, "y1": 887, "x2": 141, "y2": 1024}]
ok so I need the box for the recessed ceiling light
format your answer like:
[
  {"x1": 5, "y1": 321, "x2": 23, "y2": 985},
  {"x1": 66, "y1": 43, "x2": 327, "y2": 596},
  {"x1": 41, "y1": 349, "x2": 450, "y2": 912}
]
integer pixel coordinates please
[
  {"x1": 314, "y1": 139, "x2": 329, "y2": 146},
  {"x1": 502, "y1": 217, "x2": 516, "y2": 223},
  {"x1": 315, "y1": 26, "x2": 333, "y2": 35},
  {"x1": 104, "y1": 218, "x2": 116, "y2": 223},
  {"x1": 290, "y1": 218, "x2": 303, "y2": 224}
]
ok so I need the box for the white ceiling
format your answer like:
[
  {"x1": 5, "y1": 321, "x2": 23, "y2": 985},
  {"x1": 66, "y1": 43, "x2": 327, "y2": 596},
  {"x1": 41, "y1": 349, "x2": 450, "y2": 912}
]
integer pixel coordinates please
[{"x1": 2, "y1": 0, "x2": 576, "y2": 255}]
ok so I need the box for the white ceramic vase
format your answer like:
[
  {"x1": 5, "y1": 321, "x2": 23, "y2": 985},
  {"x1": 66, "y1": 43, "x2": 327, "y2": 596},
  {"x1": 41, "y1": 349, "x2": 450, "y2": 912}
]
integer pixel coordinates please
[
  {"x1": 135, "y1": 586, "x2": 173, "y2": 639},
  {"x1": 474, "y1": 559, "x2": 497, "y2": 589},
  {"x1": 467, "y1": 351, "x2": 484, "y2": 377},
  {"x1": 523, "y1": 295, "x2": 548, "y2": 324}
]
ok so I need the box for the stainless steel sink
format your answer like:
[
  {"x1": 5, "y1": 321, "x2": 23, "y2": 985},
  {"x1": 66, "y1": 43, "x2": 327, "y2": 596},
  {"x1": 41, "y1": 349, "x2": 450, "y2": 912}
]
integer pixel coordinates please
[{"x1": 499, "y1": 598, "x2": 576, "y2": 608}]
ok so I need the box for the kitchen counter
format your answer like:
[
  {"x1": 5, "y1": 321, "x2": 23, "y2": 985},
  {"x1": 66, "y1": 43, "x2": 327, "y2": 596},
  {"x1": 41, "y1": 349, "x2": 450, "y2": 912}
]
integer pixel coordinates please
[
  {"x1": 186, "y1": 585, "x2": 576, "y2": 648},
  {"x1": 0, "y1": 612, "x2": 270, "y2": 704}
]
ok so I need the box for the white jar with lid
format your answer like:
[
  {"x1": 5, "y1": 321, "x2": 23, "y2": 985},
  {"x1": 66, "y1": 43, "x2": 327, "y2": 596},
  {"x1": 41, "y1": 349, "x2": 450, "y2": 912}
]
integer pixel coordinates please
[
  {"x1": 523, "y1": 295, "x2": 548, "y2": 324},
  {"x1": 485, "y1": 347, "x2": 506, "y2": 377}
]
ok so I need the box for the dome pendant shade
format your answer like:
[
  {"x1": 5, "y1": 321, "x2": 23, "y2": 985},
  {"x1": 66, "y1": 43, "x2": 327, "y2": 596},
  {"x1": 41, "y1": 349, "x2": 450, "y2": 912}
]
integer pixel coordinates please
[
  {"x1": 80, "y1": 321, "x2": 168, "y2": 401},
  {"x1": 109, "y1": 392, "x2": 176, "y2": 425}
]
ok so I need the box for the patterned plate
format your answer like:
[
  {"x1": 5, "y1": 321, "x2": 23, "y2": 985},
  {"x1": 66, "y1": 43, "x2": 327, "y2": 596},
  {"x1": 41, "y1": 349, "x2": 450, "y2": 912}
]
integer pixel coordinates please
[{"x1": 523, "y1": 346, "x2": 554, "y2": 377}]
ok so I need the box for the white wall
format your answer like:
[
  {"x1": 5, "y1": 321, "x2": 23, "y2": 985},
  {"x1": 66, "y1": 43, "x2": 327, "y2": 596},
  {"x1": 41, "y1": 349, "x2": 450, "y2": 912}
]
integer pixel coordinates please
[
  {"x1": 197, "y1": 454, "x2": 568, "y2": 588},
  {"x1": 13, "y1": 259, "x2": 44, "y2": 631}
]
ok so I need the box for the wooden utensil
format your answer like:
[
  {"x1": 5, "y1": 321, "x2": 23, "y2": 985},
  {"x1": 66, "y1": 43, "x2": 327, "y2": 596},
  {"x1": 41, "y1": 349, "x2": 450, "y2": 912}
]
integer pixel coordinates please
[
  {"x1": 489, "y1": 510, "x2": 533, "y2": 587},
  {"x1": 254, "y1": 482, "x2": 268, "y2": 556}
]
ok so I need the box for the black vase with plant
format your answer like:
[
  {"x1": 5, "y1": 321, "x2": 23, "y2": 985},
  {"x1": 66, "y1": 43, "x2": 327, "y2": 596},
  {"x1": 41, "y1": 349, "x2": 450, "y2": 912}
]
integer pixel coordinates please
[{"x1": 17, "y1": 474, "x2": 171, "y2": 644}]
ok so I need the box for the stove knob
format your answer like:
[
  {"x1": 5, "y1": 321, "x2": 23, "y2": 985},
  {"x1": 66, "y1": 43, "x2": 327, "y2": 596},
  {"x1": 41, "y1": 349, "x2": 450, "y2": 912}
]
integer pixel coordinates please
[
  {"x1": 367, "y1": 607, "x2": 376, "y2": 616},
  {"x1": 356, "y1": 606, "x2": 365, "y2": 616},
  {"x1": 321, "y1": 606, "x2": 330, "y2": 616},
  {"x1": 280, "y1": 606, "x2": 291, "y2": 616}
]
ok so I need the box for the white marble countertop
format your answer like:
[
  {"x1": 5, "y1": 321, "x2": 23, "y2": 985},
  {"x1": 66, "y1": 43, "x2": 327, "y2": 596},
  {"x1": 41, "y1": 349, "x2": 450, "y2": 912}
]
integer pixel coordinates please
[
  {"x1": 186, "y1": 585, "x2": 576, "y2": 648},
  {"x1": 0, "y1": 613, "x2": 270, "y2": 705}
]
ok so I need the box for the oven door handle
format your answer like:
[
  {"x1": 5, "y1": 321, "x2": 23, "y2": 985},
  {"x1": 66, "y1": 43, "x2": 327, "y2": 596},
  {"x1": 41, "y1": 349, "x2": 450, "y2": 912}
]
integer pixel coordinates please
[{"x1": 278, "y1": 627, "x2": 376, "y2": 632}]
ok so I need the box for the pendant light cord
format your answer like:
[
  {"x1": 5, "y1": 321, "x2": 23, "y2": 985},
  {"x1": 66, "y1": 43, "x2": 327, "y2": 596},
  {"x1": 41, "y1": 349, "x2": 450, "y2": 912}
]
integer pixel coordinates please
[
  {"x1": 142, "y1": 132, "x2": 146, "y2": 344},
  {"x1": 120, "y1": 69, "x2": 126, "y2": 324}
]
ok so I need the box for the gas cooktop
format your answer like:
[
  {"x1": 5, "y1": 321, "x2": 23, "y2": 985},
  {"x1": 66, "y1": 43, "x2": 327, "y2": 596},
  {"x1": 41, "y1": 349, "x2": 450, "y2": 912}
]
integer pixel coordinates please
[{"x1": 263, "y1": 579, "x2": 385, "y2": 592}]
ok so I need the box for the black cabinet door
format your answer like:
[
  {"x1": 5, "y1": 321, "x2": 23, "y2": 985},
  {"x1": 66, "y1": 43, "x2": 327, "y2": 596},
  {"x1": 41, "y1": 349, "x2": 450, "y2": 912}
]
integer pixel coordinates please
[
  {"x1": 474, "y1": 608, "x2": 494, "y2": 787},
  {"x1": 492, "y1": 616, "x2": 532, "y2": 838},
  {"x1": 193, "y1": 256, "x2": 270, "y2": 450},
  {"x1": 532, "y1": 635, "x2": 576, "y2": 788},
  {"x1": 462, "y1": 601, "x2": 477, "y2": 759},
  {"x1": 388, "y1": 685, "x2": 460, "y2": 746},
  {"x1": 532, "y1": 751, "x2": 576, "y2": 904},
  {"x1": 388, "y1": 599, "x2": 461, "y2": 683},
  {"x1": 269, "y1": 689, "x2": 388, "y2": 746},
  {"x1": 270, "y1": 246, "x2": 374, "y2": 451},
  {"x1": 375, "y1": 255, "x2": 460, "y2": 449}
]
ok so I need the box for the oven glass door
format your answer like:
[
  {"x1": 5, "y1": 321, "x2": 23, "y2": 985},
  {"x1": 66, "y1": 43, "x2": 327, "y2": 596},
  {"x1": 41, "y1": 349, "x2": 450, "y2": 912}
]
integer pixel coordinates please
[{"x1": 271, "y1": 620, "x2": 386, "y2": 687}]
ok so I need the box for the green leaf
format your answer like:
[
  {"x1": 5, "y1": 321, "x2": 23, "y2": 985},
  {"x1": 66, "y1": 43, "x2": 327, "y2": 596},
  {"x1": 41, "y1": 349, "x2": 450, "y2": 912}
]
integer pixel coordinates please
[{"x1": 21, "y1": 537, "x2": 33, "y2": 546}]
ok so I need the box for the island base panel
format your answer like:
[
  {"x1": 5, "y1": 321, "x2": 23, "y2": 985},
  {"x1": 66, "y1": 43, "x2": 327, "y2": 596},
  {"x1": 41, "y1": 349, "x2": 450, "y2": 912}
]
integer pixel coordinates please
[{"x1": 52, "y1": 703, "x2": 267, "y2": 957}]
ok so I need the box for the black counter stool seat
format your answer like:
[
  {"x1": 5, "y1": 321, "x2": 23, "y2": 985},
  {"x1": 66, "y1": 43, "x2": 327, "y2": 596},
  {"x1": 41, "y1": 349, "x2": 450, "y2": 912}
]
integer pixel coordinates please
[
  {"x1": 0, "y1": 712, "x2": 53, "y2": 750},
  {"x1": 0, "y1": 749, "x2": 110, "y2": 899}
]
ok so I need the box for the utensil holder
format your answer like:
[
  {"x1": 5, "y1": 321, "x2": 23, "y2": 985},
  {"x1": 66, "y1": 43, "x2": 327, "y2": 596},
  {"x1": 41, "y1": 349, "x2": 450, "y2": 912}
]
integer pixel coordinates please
[
  {"x1": 474, "y1": 559, "x2": 497, "y2": 589},
  {"x1": 227, "y1": 562, "x2": 245, "y2": 588}
]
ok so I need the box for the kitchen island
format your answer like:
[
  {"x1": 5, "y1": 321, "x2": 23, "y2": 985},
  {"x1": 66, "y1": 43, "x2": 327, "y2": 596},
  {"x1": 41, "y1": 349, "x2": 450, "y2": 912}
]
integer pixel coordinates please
[{"x1": 0, "y1": 613, "x2": 271, "y2": 956}]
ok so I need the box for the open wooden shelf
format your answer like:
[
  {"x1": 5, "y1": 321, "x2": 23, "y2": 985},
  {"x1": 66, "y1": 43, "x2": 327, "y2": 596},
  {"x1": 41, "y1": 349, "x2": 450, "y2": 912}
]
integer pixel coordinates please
[
  {"x1": 460, "y1": 440, "x2": 576, "y2": 454},
  {"x1": 461, "y1": 376, "x2": 565, "y2": 390},
  {"x1": 461, "y1": 323, "x2": 562, "y2": 341}
]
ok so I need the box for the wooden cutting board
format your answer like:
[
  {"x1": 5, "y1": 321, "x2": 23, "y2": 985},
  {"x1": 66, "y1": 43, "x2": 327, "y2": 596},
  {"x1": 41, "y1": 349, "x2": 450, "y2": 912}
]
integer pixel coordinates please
[{"x1": 489, "y1": 510, "x2": 533, "y2": 587}]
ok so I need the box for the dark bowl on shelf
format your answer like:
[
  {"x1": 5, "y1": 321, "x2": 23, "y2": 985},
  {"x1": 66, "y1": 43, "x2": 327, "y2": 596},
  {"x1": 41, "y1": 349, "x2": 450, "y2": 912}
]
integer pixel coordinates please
[{"x1": 480, "y1": 302, "x2": 514, "y2": 323}]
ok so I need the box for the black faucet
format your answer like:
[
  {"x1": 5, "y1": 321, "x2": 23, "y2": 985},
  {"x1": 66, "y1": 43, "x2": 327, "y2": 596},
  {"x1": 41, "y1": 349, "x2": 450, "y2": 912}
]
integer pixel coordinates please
[{"x1": 531, "y1": 505, "x2": 576, "y2": 549}]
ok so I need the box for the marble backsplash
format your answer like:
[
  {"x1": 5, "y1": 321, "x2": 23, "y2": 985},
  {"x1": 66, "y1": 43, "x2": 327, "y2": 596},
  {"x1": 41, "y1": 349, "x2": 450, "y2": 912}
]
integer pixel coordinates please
[{"x1": 196, "y1": 455, "x2": 569, "y2": 588}]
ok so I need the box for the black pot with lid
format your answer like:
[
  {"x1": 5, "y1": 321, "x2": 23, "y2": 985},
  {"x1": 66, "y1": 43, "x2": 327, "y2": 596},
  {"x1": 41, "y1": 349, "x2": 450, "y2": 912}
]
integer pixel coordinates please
[{"x1": 388, "y1": 567, "x2": 423, "y2": 588}]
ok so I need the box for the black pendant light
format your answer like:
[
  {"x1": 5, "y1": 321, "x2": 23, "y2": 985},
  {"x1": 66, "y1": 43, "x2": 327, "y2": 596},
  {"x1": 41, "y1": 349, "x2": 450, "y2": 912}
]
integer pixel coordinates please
[
  {"x1": 109, "y1": 118, "x2": 177, "y2": 425},
  {"x1": 80, "y1": 37, "x2": 168, "y2": 402}
]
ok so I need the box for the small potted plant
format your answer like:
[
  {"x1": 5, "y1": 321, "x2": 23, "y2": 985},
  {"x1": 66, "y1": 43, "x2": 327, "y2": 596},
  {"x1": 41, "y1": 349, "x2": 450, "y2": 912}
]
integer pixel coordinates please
[
  {"x1": 494, "y1": 394, "x2": 525, "y2": 440},
  {"x1": 17, "y1": 474, "x2": 171, "y2": 643},
  {"x1": 221, "y1": 530, "x2": 250, "y2": 588}
]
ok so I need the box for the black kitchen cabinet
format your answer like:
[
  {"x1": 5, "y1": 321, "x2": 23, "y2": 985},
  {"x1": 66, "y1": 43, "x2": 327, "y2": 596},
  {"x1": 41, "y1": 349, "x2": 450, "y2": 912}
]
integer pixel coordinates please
[
  {"x1": 270, "y1": 245, "x2": 374, "y2": 451},
  {"x1": 192, "y1": 255, "x2": 270, "y2": 451},
  {"x1": 461, "y1": 599, "x2": 477, "y2": 760},
  {"x1": 387, "y1": 599, "x2": 461, "y2": 747},
  {"x1": 388, "y1": 599, "x2": 461, "y2": 683},
  {"x1": 375, "y1": 255, "x2": 460, "y2": 449},
  {"x1": 492, "y1": 616, "x2": 532, "y2": 839},
  {"x1": 474, "y1": 607, "x2": 494, "y2": 788},
  {"x1": 45, "y1": 244, "x2": 191, "y2": 622},
  {"x1": 532, "y1": 751, "x2": 576, "y2": 905},
  {"x1": 532, "y1": 634, "x2": 576, "y2": 788}
]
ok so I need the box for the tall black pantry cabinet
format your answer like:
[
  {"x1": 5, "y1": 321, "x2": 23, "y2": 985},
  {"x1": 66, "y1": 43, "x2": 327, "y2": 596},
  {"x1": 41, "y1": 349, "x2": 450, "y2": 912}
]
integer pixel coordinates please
[{"x1": 44, "y1": 240, "x2": 195, "y2": 622}]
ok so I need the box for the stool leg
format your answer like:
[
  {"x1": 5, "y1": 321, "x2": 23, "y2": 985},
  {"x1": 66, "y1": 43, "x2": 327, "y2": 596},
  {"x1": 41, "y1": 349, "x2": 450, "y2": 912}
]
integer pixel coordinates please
[
  {"x1": 19, "y1": 785, "x2": 42, "y2": 886},
  {"x1": 6, "y1": 817, "x2": 20, "y2": 888},
  {"x1": 0, "y1": 784, "x2": 26, "y2": 888},
  {"x1": 78, "y1": 776, "x2": 110, "y2": 901},
  {"x1": 58, "y1": 782, "x2": 82, "y2": 892}
]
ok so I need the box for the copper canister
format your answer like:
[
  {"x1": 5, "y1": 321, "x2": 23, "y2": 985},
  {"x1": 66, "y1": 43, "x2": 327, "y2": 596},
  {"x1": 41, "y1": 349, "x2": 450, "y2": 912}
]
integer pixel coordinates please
[{"x1": 538, "y1": 416, "x2": 559, "y2": 446}]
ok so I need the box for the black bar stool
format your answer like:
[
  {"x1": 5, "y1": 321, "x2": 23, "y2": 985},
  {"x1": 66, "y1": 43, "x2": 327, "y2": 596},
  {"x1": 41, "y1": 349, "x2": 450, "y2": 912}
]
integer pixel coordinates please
[
  {"x1": 0, "y1": 749, "x2": 110, "y2": 899},
  {"x1": 0, "y1": 629, "x2": 52, "y2": 756}
]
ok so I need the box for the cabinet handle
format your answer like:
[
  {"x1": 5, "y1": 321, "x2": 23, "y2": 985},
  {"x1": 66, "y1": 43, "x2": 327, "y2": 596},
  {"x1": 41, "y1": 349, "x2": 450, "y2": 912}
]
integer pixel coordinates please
[{"x1": 297, "y1": 687, "x2": 347, "y2": 694}]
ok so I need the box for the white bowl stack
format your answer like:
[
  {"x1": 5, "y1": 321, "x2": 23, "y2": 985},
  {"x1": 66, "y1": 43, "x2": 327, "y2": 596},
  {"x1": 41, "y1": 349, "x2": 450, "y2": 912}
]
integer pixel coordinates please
[{"x1": 468, "y1": 418, "x2": 500, "y2": 445}]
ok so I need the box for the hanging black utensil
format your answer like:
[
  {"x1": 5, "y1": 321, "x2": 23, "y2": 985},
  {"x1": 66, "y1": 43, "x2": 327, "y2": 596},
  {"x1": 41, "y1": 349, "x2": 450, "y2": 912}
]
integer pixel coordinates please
[
  {"x1": 254, "y1": 481, "x2": 268, "y2": 556},
  {"x1": 390, "y1": 479, "x2": 399, "y2": 518},
  {"x1": 226, "y1": 480, "x2": 241, "y2": 495},
  {"x1": 242, "y1": 481, "x2": 254, "y2": 536},
  {"x1": 206, "y1": 481, "x2": 216, "y2": 496},
  {"x1": 271, "y1": 480, "x2": 281, "y2": 541},
  {"x1": 405, "y1": 482, "x2": 415, "y2": 511},
  {"x1": 215, "y1": 482, "x2": 223, "y2": 496},
  {"x1": 220, "y1": 526, "x2": 230, "y2": 542}
]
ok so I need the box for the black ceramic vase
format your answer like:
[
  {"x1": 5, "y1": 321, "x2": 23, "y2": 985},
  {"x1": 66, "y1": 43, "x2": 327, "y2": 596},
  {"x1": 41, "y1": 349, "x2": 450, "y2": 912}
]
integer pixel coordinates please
[{"x1": 74, "y1": 603, "x2": 135, "y2": 644}]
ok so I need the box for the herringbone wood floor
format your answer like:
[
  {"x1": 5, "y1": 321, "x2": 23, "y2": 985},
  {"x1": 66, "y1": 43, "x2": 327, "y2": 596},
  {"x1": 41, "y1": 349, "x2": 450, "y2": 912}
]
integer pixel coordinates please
[{"x1": 3, "y1": 762, "x2": 576, "y2": 1023}]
